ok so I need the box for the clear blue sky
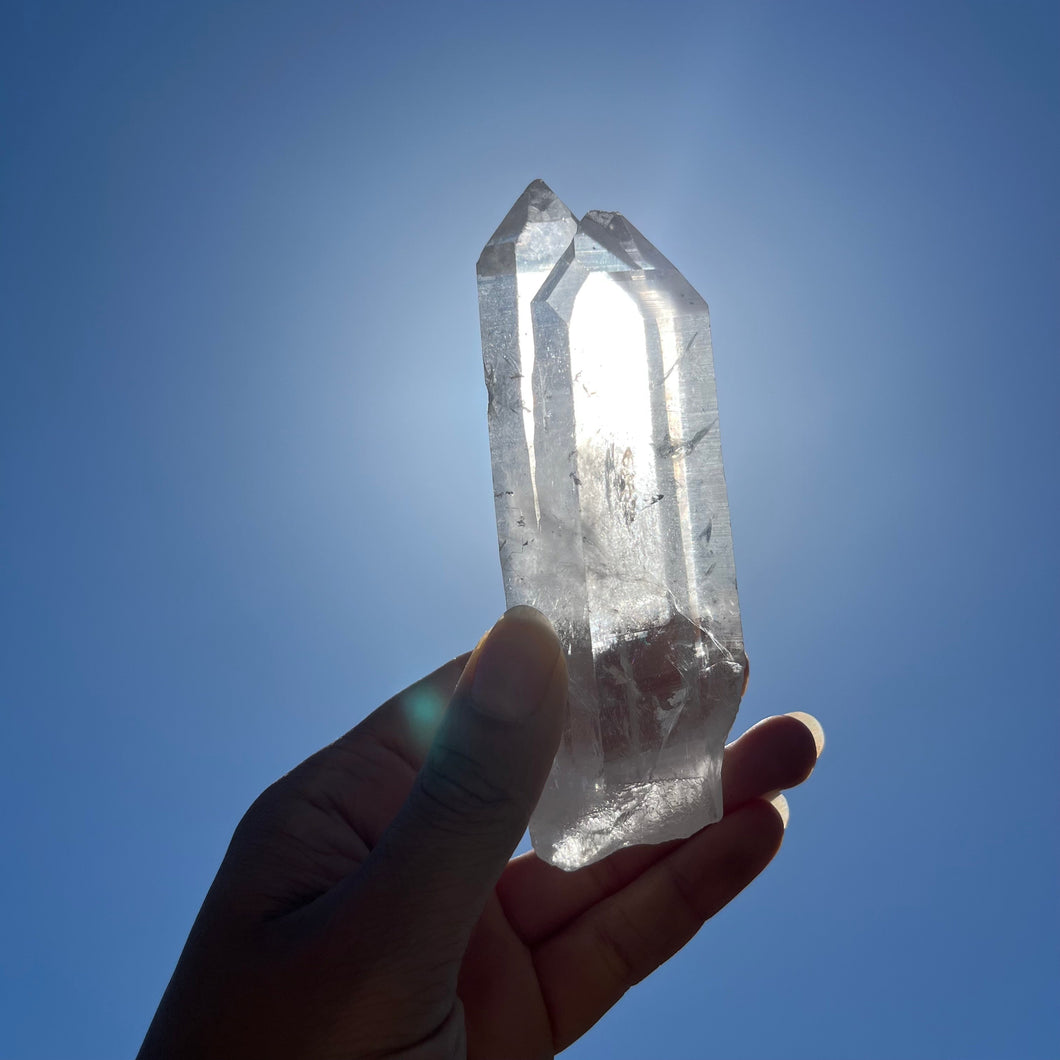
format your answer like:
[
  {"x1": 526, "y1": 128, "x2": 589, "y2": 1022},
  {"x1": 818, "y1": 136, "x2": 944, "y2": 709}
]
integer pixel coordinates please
[{"x1": 2, "y1": 2, "x2": 1057, "y2": 1057}]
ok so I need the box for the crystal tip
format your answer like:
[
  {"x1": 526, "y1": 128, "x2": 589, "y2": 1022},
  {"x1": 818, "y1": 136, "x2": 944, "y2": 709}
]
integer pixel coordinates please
[
  {"x1": 585, "y1": 209, "x2": 636, "y2": 242},
  {"x1": 581, "y1": 209, "x2": 669, "y2": 273},
  {"x1": 520, "y1": 178, "x2": 574, "y2": 222},
  {"x1": 479, "y1": 180, "x2": 577, "y2": 261}
]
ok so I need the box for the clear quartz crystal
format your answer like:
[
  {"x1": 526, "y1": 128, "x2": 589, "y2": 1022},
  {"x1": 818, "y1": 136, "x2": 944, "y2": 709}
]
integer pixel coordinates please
[
  {"x1": 478, "y1": 183, "x2": 747, "y2": 870},
  {"x1": 477, "y1": 180, "x2": 578, "y2": 564}
]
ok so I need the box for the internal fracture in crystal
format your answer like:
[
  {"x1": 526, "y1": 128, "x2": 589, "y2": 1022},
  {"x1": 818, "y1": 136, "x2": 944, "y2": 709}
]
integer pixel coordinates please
[{"x1": 477, "y1": 181, "x2": 747, "y2": 870}]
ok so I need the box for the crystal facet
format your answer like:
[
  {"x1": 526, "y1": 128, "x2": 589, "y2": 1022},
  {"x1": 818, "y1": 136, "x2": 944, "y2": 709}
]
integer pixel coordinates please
[{"x1": 478, "y1": 182, "x2": 747, "y2": 870}]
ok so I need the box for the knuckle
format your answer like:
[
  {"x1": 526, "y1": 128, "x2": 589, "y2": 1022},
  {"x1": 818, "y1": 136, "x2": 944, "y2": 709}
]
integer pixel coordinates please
[
  {"x1": 415, "y1": 740, "x2": 523, "y2": 833},
  {"x1": 232, "y1": 782, "x2": 287, "y2": 842},
  {"x1": 592, "y1": 906, "x2": 649, "y2": 990},
  {"x1": 665, "y1": 861, "x2": 707, "y2": 923}
]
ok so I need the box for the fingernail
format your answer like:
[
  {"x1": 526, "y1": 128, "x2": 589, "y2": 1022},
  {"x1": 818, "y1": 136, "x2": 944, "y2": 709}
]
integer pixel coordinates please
[
  {"x1": 469, "y1": 606, "x2": 561, "y2": 721},
  {"x1": 767, "y1": 792, "x2": 790, "y2": 829},
  {"x1": 787, "y1": 711, "x2": 825, "y2": 757}
]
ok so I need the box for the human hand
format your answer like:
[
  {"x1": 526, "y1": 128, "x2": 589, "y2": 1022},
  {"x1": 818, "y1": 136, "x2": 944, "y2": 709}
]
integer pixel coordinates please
[{"x1": 137, "y1": 606, "x2": 822, "y2": 1059}]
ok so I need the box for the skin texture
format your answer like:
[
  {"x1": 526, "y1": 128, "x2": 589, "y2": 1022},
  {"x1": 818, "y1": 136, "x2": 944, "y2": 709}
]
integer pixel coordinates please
[{"x1": 137, "y1": 607, "x2": 822, "y2": 1059}]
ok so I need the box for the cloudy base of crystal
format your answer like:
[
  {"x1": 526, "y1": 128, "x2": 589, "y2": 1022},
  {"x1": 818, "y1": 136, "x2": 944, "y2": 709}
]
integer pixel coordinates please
[
  {"x1": 533, "y1": 774, "x2": 720, "y2": 871},
  {"x1": 530, "y1": 649, "x2": 744, "y2": 869}
]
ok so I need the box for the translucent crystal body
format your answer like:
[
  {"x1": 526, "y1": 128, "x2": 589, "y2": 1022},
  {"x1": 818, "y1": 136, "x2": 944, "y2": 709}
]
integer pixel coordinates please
[
  {"x1": 478, "y1": 183, "x2": 747, "y2": 870},
  {"x1": 477, "y1": 179, "x2": 578, "y2": 575}
]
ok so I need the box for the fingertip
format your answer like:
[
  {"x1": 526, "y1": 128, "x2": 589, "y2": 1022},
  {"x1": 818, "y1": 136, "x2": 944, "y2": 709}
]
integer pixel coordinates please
[
  {"x1": 787, "y1": 711, "x2": 825, "y2": 758},
  {"x1": 766, "y1": 791, "x2": 790, "y2": 829},
  {"x1": 468, "y1": 607, "x2": 564, "y2": 723},
  {"x1": 726, "y1": 797, "x2": 786, "y2": 871},
  {"x1": 760, "y1": 713, "x2": 820, "y2": 785},
  {"x1": 503, "y1": 604, "x2": 557, "y2": 636}
]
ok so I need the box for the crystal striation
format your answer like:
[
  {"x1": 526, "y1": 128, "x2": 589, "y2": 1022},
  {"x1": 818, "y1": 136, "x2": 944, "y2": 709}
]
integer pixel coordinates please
[{"x1": 477, "y1": 181, "x2": 747, "y2": 871}]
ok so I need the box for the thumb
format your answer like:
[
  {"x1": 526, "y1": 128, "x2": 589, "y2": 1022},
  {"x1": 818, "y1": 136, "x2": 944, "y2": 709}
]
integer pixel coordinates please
[{"x1": 355, "y1": 605, "x2": 566, "y2": 963}]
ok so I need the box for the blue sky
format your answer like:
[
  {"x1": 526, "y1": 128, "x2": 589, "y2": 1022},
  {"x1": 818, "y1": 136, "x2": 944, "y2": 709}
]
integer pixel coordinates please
[{"x1": 2, "y1": 2, "x2": 1057, "y2": 1057}]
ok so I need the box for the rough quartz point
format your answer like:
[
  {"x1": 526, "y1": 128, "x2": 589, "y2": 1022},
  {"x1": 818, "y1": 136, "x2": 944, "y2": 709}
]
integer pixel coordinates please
[{"x1": 477, "y1": 181, "x2": 747, "y2": 870}]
